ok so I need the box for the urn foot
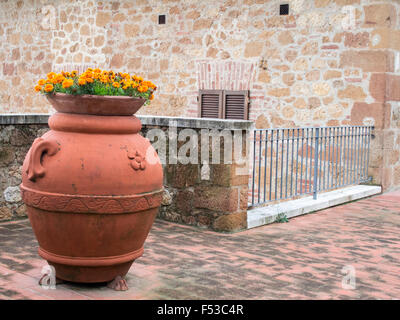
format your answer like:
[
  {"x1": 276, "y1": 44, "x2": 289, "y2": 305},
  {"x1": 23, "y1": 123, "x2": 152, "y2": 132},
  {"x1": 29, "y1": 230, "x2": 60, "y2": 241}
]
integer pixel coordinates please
[
  {"x1": 107, "y1": 275, "x2": 128, "y2": 291},
  {"x1": 38, "y1": 274, "x2": 65, "y2": 287}
]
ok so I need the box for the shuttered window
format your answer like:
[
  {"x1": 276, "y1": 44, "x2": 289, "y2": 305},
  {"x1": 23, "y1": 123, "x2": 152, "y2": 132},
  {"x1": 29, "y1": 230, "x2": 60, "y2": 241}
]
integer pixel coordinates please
[
  {"x1": 198, "y1": 90, "x2": 223, "y2": 119},
  {"x1": 223, "y1": 90, "x2": 249, "y2": 120},
  {"x1": 198, "y1": 90, "x2": 249, "y2": 120}
]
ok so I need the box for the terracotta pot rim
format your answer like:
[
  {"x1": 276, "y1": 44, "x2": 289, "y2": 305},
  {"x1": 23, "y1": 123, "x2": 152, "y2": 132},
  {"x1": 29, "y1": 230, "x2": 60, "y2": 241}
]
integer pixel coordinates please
[
  {"x1": 48, "y1": 92, "x2": 146, "y2": 101},
  {"x1": 46, "y1": 92, "x2": 146, "y2": 116}
]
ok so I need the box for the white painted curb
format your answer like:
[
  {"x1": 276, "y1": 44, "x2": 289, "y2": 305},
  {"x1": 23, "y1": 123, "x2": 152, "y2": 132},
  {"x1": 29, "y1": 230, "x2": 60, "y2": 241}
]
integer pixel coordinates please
[{"x1": 247, "y1": 185, "x2": 382, "y2": 229}]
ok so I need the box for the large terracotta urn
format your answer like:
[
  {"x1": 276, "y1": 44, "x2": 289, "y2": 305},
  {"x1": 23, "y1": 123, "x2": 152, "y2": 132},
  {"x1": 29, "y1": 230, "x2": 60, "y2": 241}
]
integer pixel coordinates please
[{"x1": 20, "y1": 94, "x2": 163, "y2": 288}]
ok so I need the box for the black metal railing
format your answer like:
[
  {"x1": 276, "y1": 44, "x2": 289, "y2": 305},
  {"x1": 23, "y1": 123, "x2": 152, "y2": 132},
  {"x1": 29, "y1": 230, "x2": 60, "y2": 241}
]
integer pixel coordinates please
[{"x1": 249, "y1": 126, "x2": 373, "y2": 207}]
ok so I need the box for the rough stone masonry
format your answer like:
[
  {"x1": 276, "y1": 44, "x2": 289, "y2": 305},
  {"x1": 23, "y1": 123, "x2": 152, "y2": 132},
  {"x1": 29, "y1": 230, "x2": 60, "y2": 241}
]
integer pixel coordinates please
[{"x1": 0, "y1": 115, "x2": 252, "y2": 232}]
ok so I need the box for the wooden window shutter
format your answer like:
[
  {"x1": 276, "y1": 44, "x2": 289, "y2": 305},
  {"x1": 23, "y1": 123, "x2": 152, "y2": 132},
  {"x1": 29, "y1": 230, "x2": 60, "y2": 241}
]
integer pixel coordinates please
[
  {"x1": 223, "y1": 90, "x2": 249, "y2": 120},
  {"x1": 198, "y1": 90, "x2": 223, "y2": 119}
]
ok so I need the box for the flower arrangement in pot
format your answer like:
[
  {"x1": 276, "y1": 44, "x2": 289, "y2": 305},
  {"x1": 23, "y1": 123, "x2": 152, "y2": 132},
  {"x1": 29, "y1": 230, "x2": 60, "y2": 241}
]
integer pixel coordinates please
[
  {"x1": 22, "y1": 69, "x2": 163, "y2": 291},
  {"x1": 34, "y1": 68, "x2": 156, "y2": 115}
]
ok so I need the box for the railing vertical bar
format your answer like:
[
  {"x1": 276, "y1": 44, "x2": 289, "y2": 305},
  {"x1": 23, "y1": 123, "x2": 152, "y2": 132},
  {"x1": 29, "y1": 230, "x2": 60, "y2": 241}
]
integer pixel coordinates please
[
  {"x1": 330, "y1": 127, "x2": 335, "y2": 189},
  {"x1": 356, "y1": 126, "x2": 362, "y2": 183},
  {"x1": 359, "y1": 126, "x2": 363, "y2": 182},
  {"x1": 347, "y1": 126, "x2": 351, "y2": 186},
  {"x1": 285, "y1": 129, "x2": 290, "y2": 198},
  {"x1": 257, "y1": 131, "x2": 262, "y2": 203},
  {"x1": 290, "y1": 129, "x2": 295, "y2": 197},
  {"x1": 295, "y1": 129, "x2": 300, "y2": 196},
  {"x1": 338, "y1": 127, "x2": 343, "y2": 187},
  {"x1": 353, "y1": 126, "x2": 358, "y2": 184},
  {"x1": 323, "y1": 127, "x2": 327, "y2": 190},
  {"x1": 263, "y1": 130, "x2": 268, "y2": 203},
  {"x1": 275, "y1": 129, "x2": 279, "y2": 201},
  {"x1": 305, "y1": 128, "x2": 309, "y2": 194},
  {"x1": 330, "y1": 127, "x2": 334, "y2": 189},
  {"x1": 366, "y1": 126, "x2": 372, "y2": 181},
  {"x1": 346, "y1": 126, "x2": 351, "y2": 185},
  {"x1": 360, "y1": 126, "x2": 364, "y2": 181},
  {"x1": 251, "y1": 130, "x2": 256, "y2": 206},
  {"x1": 354, "y1": 126, "x2": 358, "y2": 183},
  {"x1": 344, "y1": 126, "x2": 348, "y2": 186},
  {"x1": 300, "y1": 128, "x2": 304, "y2": 195},
  {"x1": 280, "y1": 129, "x2": 285, "y2": 199},
  {"x1": 318, "y1": 128, "x2": 323, "y2": 191},
  {"x1": 363, "y1": 126, "x2": 369, "y2": 180},
  {"x1": 309, "y1": 128, "x2": 314, "y2": 194},
  {"x1": 360, "y1": 126, "x2": 365, "y2": 181},
  {"x1": 351, "y1": 126, "x2": 356, "y2": 184},
  {"x1": 342, "y1": 127, "x2": 347, "y2": 186},
  {"x1": 337, "y1": 127, "x2": 340, "y2": 186},
  {"x1": 326, "y1": 128, "x2": 332, "y2": 189},
  {"x1": 352, "y1": 126, "x2": 357, "y2": 184},
  {"x1": 313, "y1": 128, "x2": 320, "y2": 199},
  {"x1": 307, "y1": 128, "x2": 311, "y2": 193},
  {"x1": 336, "y1": 127, "x2": 340, "y2": 188},
  {"x1": 269, "y1": 130, "x2": 274, "y2": 201},
  {"x1": 360, "y1": 126, "x2": 366, "y2": 181}
]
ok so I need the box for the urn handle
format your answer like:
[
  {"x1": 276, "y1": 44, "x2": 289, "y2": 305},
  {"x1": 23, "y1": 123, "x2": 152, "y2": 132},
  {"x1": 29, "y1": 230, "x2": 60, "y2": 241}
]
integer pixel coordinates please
[{"x1": 26, "y1": 138, "x2": 59, "y2": 182}]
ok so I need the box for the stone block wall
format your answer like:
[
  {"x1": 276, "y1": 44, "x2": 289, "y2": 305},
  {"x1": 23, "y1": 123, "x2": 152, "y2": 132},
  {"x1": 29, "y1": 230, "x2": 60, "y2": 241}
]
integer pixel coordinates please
[
  {"x1": 0, "y1": 116, "x2": 49, "y2": 221},
  {"x1": 0, "y1": 0, "x2": 398, "y2": 120},
  {"x1": 0, "y1": 114, "x2": 252, "y2": 232},
  {"x1": 140, "y1": 116, "x2": 252, "y2": 232}
]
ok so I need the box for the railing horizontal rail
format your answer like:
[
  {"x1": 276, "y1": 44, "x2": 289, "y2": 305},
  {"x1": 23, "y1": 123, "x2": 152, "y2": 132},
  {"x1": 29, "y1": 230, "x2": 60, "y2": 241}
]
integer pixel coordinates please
[{"x1": 249, "y1": 125, "x2": 374, "y2": 207}]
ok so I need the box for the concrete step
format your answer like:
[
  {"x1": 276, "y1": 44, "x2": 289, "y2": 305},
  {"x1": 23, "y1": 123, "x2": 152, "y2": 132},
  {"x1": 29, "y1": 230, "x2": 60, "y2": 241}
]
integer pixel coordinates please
[{"x1": 247, "y1": 185, "x2": 382, "y2": 229}]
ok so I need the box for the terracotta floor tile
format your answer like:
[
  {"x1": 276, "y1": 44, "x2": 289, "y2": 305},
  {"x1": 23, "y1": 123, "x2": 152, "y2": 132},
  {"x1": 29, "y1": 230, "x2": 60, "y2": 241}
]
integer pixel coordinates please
[{"x1": 1, "y1": 190, "x2": 400, "y2": 299}]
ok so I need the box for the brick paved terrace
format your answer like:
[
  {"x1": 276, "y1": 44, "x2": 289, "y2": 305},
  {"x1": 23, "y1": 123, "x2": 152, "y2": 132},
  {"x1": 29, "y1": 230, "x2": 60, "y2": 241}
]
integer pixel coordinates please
[{"x1": 0, "y1": 190, "x2": 399, "y2": 300}]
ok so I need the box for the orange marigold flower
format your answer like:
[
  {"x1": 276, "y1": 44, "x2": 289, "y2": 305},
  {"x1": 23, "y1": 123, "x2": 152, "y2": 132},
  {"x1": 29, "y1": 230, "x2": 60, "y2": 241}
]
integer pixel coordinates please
[
  {"x1": 142, "y1": 81, "x2": 154, "y2": 87},
  {"x1": 86, "y1": 77, "x2": 94, "y2": 83},
  {"x1": 53, "y1": 74, "x2": 65, "y2": 84},
  {"x1": 38, "y1": 79, "x2": 46, "y2": 86},
  {"x1": 62, "y1": 79, "x2": 74, "y2": 88},
  {"x1": 138, "y1": 85, "x2": 148, "y2": 93},
  {"x1": 78, "y1": 78, "x2": 87, "y2": 85},
  {"x1": 131, "y1": 81, "x2": 139, "y2": 88},
  {"x1": 34, "y1": 85, "x2": 42, "y2": 92},
  {"x1": 150, "y1": 93, "x2": 154, "y2": 100},
  {"x1": 112, "y1": 82, "x2": 120, "y2": 88},
  {"x1": 47, "y1": 72, "x2": 56, "y2": 79},
  {"x1": 44, "y1": 84, "x2": 54, "y2": 92}
]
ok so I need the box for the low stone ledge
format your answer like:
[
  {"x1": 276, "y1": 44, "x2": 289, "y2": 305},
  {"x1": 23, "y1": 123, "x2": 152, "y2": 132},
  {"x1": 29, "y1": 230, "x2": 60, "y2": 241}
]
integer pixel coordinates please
[
  {"x1": 0, "y1": 114, "x2": 51, "y2": 125},
  {"x1": 138, "y1": 115, "x2": 254, "y2": 130},
  {"x1": 0, "y1": 114, "x2": 254, "y2": 130}
]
